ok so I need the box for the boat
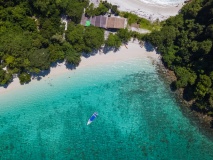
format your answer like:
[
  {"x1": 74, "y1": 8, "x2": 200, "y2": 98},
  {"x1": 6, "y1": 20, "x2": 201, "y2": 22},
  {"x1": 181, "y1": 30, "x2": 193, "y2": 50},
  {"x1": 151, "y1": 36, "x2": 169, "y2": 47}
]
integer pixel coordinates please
[{"x1": 87, "y1": 112, "x2": 98, "y2": 125}]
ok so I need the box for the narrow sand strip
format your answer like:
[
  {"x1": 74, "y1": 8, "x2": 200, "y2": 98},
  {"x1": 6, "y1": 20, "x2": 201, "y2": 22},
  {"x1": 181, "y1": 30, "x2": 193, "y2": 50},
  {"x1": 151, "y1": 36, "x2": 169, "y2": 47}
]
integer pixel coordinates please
[
  {"x1": 107, "y1": 0, "x2": 184, "y2": 21},
  {"x1": 0, "y1": 41, "x2": 160, "y2": 94}
]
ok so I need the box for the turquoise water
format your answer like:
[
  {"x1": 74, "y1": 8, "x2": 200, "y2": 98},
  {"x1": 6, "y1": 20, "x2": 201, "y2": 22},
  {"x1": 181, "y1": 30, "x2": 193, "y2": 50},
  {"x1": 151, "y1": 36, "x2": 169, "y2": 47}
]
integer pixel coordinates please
[{"x1": 0, "y1": 57, "x2": 213, "y2": 159}]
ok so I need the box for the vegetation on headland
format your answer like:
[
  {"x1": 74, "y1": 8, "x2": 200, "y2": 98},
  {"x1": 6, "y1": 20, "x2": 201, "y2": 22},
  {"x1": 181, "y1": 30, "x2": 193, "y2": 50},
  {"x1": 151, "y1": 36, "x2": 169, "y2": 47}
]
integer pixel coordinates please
[{"x1": 145, "y1": 0, "x2": 213, "y2": 120}]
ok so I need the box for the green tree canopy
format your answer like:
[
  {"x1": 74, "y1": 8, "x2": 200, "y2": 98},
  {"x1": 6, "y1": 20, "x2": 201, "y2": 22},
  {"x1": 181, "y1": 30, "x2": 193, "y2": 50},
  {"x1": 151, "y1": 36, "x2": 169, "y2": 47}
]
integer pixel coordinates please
[
  {"x1": 83, "y1": 26, "x2": 104, "y2": 53},
  {"x1": 146, "y1": 0, "x2": 213, "y2": 115},
  {"x1": 19, "y1": 72, "x2": 31, "y2": 84},
  {"x1": 117, "y1": 28, "x2": 131, "y2": 44},
  {"x1": 0, "y1": 69, "x2": 12, "y2": 85},
  {"x1": 105, "y1": 33, "x2": 122, "y2": 49},
  {"x1": 174, "y1": 67, "x2": 197, "y2": 88}
]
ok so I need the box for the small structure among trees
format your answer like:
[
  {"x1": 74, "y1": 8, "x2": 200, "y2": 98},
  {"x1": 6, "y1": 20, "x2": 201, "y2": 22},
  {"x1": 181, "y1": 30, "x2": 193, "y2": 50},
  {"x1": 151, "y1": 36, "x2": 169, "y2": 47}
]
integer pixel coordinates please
[
  {"x1": 80, "y1": 15, "x2": 127, "y2": 29},
  {"x1": 80, "y1": 1, "x2": 126, "y2": 29}
]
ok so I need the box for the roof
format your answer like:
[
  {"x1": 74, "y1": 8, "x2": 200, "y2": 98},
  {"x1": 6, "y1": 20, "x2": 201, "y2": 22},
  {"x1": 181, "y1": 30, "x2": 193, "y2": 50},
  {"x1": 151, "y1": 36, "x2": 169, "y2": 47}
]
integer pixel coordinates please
[
  {"x1": 90, "y1": 16, "x2": 96, "y2": 26},
  {"x1": 96, "y1": 16, "x2": 107, "y2": 28},
  {"x1": 80, "y1": 15, "x2": 127, "y2": 29},
  {"x1": 106, "y1": 17, "x2": 127, "y2": 29},
  {"x1": 80, "y1": 14, "x2": 88, "y2": 26}
]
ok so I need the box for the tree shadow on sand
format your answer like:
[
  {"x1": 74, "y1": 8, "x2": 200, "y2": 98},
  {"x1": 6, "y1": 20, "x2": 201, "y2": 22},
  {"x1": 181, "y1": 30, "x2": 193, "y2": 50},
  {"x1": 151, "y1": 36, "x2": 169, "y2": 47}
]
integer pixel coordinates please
[
  {"x1": 144, "y1": 41, "x2": 156, "y2": 52},
  {"x1": 81, "y1": 50, "x2": 99, "y2": 58},
  {"x1": 31, "y1": 60, "x2": 65, "y2": 81},
  {"x1": 81, "y1": 45, "x2": 119, "y2": 58},
  {"x1": 102, "y1": 45, "x2": 120, "y2": 54},
  {"x1": 65, "y1": 63, "x2": 77, "y2": 70},
  {"x1": 2, "y1": 83, "x2": 10, "y2": 88},
  {"x1": 31, "y1": 69, "x2": 51, "y2": 81}
]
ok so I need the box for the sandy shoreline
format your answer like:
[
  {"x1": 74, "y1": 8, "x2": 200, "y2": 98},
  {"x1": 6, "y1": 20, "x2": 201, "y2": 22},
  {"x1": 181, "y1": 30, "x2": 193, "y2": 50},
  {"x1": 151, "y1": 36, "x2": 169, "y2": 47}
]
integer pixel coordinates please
[
  {"x1": 107, "y1": 0, "x2": 184, "y2": 21},
  {"x1": 0, "y1": 41, "x2": 160, "y2": 94}
]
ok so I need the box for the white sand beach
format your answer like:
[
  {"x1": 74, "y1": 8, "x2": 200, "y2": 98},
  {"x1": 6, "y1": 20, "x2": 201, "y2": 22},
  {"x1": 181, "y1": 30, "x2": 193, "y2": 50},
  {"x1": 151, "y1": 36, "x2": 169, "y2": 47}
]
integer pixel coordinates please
[
  {"x1": 0, "y1": 40, "x2": 160, "y2": 94},
  {"x1": 107, "y1": 0, "x2": 184, "y2": 21}
]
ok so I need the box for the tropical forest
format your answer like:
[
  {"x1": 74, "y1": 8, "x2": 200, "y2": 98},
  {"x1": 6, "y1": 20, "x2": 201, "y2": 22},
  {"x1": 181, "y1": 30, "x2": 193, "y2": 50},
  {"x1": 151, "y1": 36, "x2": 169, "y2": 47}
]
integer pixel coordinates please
[{"x1": 146, "y1": 0, "x2": 213, "y2": 118}]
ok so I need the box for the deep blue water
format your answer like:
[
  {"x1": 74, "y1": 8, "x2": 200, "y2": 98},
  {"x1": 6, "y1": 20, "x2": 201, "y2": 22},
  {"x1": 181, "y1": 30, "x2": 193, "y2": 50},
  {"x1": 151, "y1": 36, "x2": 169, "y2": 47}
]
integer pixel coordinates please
[{"x1": 0, "y1": 58, "x2": 213, "y2": 159}]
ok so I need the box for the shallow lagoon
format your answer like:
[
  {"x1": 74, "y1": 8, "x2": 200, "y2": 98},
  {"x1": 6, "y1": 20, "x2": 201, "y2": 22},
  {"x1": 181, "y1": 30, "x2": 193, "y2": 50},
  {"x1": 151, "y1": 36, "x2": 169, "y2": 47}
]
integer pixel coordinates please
[{"x1": 0, "y1": 57, "x2": 213, "y2": 159}]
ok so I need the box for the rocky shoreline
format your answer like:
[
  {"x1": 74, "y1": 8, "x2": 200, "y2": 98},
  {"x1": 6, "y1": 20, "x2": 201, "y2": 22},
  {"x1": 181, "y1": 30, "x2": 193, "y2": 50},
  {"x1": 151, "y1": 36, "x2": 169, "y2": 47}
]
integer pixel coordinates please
[{"x1": 154, "y1": 58, "x2": 213, "y2": 138}]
